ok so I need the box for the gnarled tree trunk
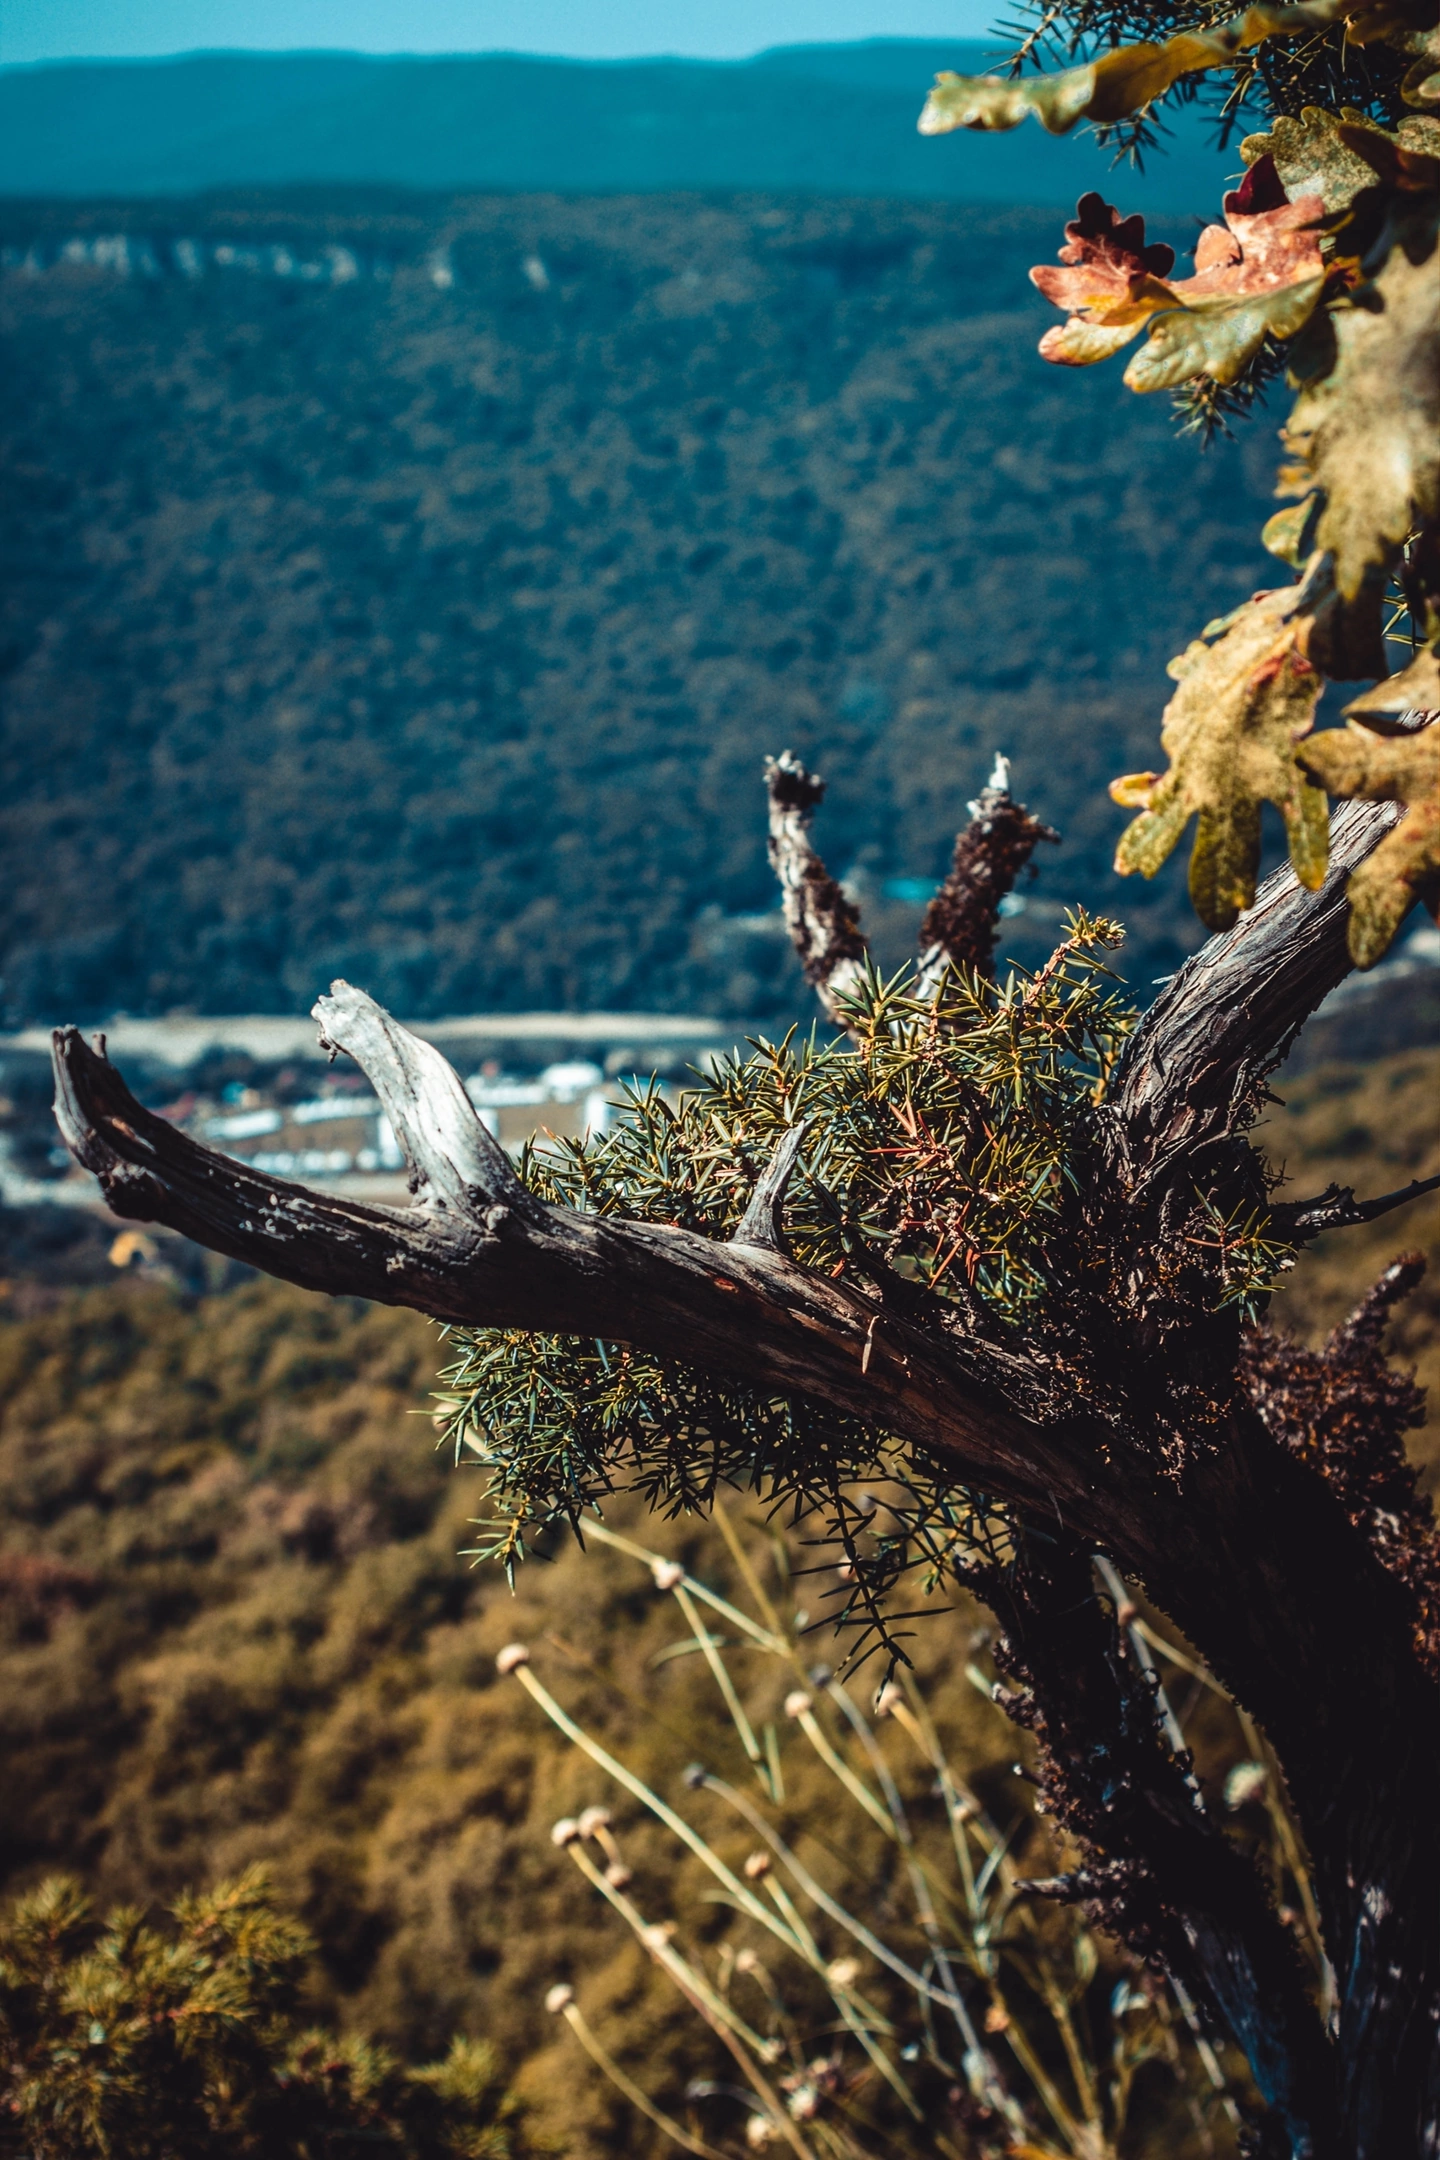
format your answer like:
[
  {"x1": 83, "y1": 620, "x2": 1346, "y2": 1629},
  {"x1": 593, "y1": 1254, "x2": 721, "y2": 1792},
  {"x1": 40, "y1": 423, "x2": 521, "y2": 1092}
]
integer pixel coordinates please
[{"x1": 50, "y1": 772, "x2": 1440, "y2": 2158}]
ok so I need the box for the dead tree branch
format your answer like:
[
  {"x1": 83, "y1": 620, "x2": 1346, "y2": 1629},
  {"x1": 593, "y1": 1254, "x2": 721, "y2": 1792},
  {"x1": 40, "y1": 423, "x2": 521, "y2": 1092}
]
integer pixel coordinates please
[
  {"x1": 52, "y1": 995, "x2": 1070, "y2": 1504},
  {"x1": 732, "y1": 1121, "x2": 809, "y2": 1254},
  {"x1": 1106, "y1": 798, "x2": 1400, "y2": 1203},
  {"x1": 48, "y1": 767, "x2": 1440, "y2": 2158},
  {"x1": 1271, "y1": 1174, "x2": 1440, "y2": 1241},
  {"x1": 764, "y1": 752, "x2": 867, "y2": 1028},
  {"x1": 916, "y1": 755, "x2": 1058, "y2": 992}
]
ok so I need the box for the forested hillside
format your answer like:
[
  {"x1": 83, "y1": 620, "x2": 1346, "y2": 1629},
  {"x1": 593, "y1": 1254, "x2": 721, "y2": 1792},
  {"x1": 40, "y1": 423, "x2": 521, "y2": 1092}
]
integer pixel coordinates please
[
  {"x1": 0, "y1": 186, "x2": 1278, "y2": 1027},
  {"x1": 0, "y1": 1048, "x2": 1431, "y2": 2156}
]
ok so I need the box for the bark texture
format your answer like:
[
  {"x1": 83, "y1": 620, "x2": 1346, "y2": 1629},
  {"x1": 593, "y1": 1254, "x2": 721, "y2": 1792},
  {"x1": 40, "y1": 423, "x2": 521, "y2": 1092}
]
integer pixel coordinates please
[
  {"x1": 916, "y1": 754, "x2": 1059, "y2": 990},
  {"x1": 764, "y1": 751, "x2": 868, "y2": 1028},
  {"x1": 49, "y1": 778, "x2": 1440, "y2": 2157}
]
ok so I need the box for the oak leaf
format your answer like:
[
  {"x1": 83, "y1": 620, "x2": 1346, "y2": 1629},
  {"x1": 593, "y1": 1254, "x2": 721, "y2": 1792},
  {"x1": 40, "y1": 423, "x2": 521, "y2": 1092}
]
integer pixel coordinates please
[
  {"x1": 1240, "y1": 106, "x2": 1440, "y2": 210},
  {"x1": 1030, "y1": 194, "x2": 1177, "y2": 366},
  {"x1": 918, "y1": 0, "x2": 1419, "y2": 142},
  {"x1": 1122, "y1": 268, "x2": 1325, "y2": 391},
  {"x1": 1298, "y1": 714, "x2": 1440, "y2": 963},
  {"x1": 1262, "y1": 494, "x2": 1321, "y2": 564},
  {"x1": 1344, "y1": 645, "x2": 1440, "y2": 724},
  {"x1": 1282, "y1": 228, "x2": 1440, "y2": 599},
  {"x1": 1111, "y1": 584, "x2": 1329, "y2": 929},
  {"x1": 1029, "y1": 191, "x2": 1177, "y2": 310},
  {"x1": 1031, "y1": 164, "x2": 1326, "y2": 387}
]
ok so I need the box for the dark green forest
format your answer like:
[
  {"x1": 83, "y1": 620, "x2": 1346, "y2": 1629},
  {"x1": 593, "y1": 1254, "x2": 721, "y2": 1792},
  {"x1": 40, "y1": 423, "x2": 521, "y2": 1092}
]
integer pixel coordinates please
[
  {"x1": 0, "y1": 44, "x2": 1230, "y2": 204},
  {"x1": 0, "y1": 186, "x2": 1280, "y2": 1027}
]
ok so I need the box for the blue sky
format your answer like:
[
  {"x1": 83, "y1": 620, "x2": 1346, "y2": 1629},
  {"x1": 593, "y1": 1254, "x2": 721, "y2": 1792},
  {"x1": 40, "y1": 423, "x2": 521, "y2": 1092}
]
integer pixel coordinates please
[{"x1": 1, "y1": 3, "x2": 997, "y2": 66}]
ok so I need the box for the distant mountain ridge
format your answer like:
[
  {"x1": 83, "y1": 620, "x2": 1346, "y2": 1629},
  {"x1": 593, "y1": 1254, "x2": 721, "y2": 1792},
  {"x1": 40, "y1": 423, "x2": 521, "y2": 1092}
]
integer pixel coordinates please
[{"x1": 0, "y1": 40, "x2": 1240, "y2": 209}]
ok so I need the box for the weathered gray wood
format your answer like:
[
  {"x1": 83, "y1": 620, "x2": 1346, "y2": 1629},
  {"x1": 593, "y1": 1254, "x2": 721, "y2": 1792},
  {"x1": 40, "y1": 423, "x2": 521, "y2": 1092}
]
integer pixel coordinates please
[
  {"x1": 731, "y1": 1120, "x2": 808, "y2": 1253},
  {"x1": 1109, "y1": 798, "x2": 1399, "y2": 1197},
  {"x1": 313, "y1": 980, "x2": 531, "y2": 1219},
  {"x1": 763, "y1": 751, "x2": 867, "y2": 1028}
]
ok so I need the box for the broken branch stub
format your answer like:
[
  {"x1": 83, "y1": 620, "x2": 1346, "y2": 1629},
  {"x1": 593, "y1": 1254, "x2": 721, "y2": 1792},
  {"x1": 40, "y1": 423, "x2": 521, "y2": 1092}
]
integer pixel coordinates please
[
  {"x1": 764, "y1": 751, "x2": 868, "y2": 1028},
  {"x1": 732, "y1": 1121, "x2": 809, "y2": 1254},
  {"x1": 312, "y1": 980, "x2": 533, "y2": 1220},
  {"x1": 916, "y1": 754, "x2": 1059, "y2": 990}
]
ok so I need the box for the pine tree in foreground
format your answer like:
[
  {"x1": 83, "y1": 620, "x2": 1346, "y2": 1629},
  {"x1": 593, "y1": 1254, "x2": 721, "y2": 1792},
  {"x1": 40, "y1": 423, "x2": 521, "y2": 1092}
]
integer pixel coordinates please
[{"x1": 46, "y1": 1, "x2": 1440, "y2": 2150}]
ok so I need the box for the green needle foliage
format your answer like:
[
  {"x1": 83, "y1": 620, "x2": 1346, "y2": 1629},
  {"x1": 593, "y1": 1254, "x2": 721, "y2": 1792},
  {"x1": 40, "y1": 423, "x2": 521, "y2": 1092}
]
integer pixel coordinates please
[
  {"x1": 0, "y1": 1865, "x2": 532, "y2": 2160},
  {"x1": 442, "y1": 920, "x2": 1140, "y2": 1602}
]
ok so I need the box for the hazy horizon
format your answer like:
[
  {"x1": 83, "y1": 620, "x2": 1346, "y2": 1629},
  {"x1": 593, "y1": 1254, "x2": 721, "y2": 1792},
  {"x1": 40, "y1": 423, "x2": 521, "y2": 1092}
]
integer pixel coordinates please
[
  {"x1": 3, "y1": 4, "x2": 998, "y2": 67},
  {"x1": 3, "y1": 39, "x2": 999, "y2": 73}
]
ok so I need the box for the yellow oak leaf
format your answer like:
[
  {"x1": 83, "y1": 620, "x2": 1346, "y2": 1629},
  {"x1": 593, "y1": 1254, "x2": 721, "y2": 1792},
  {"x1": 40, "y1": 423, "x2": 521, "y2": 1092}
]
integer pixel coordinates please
[
  {"x1": 1039, "y1": 315, "x2": 1151, "y2": 366},
  {"x1": 1240, "y1": 105, "x2": 1440, "y2": 210},
  {"x1": 1283, "y1": 228, "x2": 1440, "y2": 599},
  {"x1": 1111, "y1": 585, "x2": 1330, "y2": 929},
  {"x1": 1262, "y1": 494, "x2": 1322, "y2": 563},
  {"x1": 1344, "y1": 645, "x2": 1440, "y2": 723},
  {"x1": 1298, "y1": 715, "x2": 1440, "y2": 963},
  {"x1": 1123, "y1": 271, "x2": 1325, "y2": 389},
  {"x1": 917, "y1": 0, "x2": 1412, "y2": 142}
]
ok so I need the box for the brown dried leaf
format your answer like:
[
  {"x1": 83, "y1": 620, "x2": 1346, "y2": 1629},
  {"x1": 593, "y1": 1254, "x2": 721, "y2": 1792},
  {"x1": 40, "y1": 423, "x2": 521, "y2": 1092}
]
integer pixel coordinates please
[
  {"x1": 920, "y1": 57, "x2": 1107, "y2": 136},
  {"x1": 1111, "y1": 585, "x2": 1330, "y2": 929},
  {"x1": 1031, "y1": 167, "x2": 1326, "y2": 385},
  {"x1": 1283, "y1": 227, "x2": 1440, "y2": 599},
  {"x1": 1127, "y1": 170, "x2": 1327, "y2": 387},
  {"x1": 1241, "y1": 106, "x2": 1440, "y2": 210},
  {"x1": 918, "y1": 0, "x2": 1427, "y2": 141},
  {"x1": 1029, "y1": 191, "x2": 1176, "y2": 310},
  {"x1": 1344, "y1": 645, "x2": 1440, "y2": 723},
  {"x1": 1299, "y1": 714, "x2": 1440, "y2": 962}
]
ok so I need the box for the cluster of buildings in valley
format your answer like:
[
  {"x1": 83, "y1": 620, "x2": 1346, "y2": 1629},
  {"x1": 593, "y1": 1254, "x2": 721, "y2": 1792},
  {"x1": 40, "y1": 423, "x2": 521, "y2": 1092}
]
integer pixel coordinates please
[
  {"x1": 0, "y1": 1011, "x2": 743, "y2": 1229},
  {"x1": 188, "y1": 1054, "x2": 617, "y2": 1188},
  {"x1": 1, "y1": 234, "x2": 469, "y2": 288}
]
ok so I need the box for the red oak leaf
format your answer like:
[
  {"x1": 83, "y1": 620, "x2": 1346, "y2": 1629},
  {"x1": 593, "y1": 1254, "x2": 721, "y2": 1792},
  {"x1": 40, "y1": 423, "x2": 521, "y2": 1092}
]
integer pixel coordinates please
[
  {"x1": 1029, "y1": 190, "x2": 1176, "y2": 313},
  {"x1": 1031, "y1": 163, "x2": 1327, "y2": 378},
  {"x1": 1174, "y1": 163, "x2": 1325, "y2": 302},
  {"x1": 1223, "y1": 152, "x2": 1290, "y2": 217}
]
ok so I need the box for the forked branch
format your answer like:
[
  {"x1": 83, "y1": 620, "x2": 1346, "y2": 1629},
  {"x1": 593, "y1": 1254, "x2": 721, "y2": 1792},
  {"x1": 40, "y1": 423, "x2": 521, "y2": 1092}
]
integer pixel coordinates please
[{"x1": 52, "y1": 992, "x2": 1070, "y2": 1506}]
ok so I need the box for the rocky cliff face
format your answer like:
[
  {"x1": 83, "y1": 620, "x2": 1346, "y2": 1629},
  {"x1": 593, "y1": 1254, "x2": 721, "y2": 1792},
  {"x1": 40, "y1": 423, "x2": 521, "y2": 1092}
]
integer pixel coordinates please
[{"x1": 0, "y1": 188, "x2": 1277, "y2": 1025}]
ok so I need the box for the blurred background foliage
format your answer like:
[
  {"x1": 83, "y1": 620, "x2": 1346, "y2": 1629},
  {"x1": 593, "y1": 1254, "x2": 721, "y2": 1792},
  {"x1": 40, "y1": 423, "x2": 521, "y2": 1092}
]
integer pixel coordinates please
[
  {"x1": 0, "y1": 1044, "x2": 1430, "y2": 2156},
  {"x1": 0, "y1": 1866, "x2": 530, "y2": 2159}
]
